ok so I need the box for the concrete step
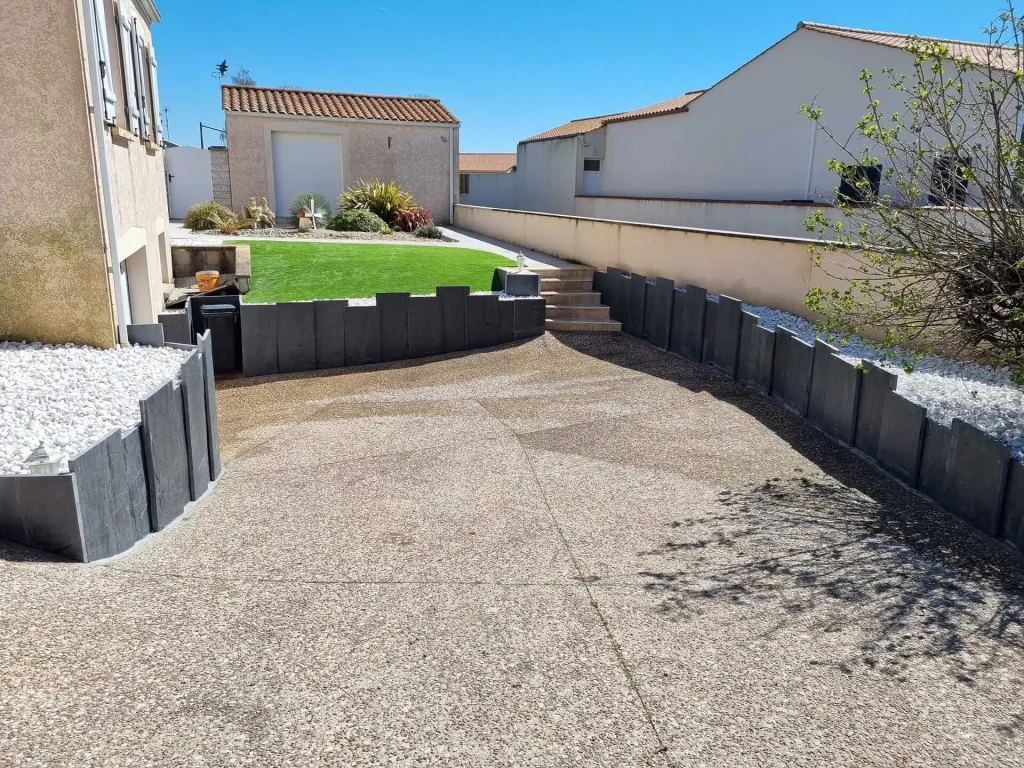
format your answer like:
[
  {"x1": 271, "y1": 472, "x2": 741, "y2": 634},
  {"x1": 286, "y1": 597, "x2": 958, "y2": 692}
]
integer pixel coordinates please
[
  {"x1": 549, "y1": 267, "x2": 594, "y2": 279},
  {"x1": 540, "y1": 278, "x2": 593, "y2": 292},
  {"x1": 545, "y1": 318, "x2": 622, "y2": 333},
  {"x1": 545, "y1": 304, "x2": 612, "y2": 320},
  {"x1": 540, "y1": 291, "x2": 602, "y2": 306}
]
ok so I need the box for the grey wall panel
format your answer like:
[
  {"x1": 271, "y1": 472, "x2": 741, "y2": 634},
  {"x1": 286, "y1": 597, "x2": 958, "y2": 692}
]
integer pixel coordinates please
[
  {"x1": 121, "y1": 426, "x2": 151, "y2": 542},
  {"x1": 701, "y1": 298, "x2": 718, "y2": 363},
  {"x1": 127, "y1": 323, "x2": 165, "y2": 347},
  {"x1": 240, "y1": 304, "x2": 279, "y2": 377},
  {"x1": 713, "y1": 296, "x2": 743, "y2": 378},
  {"x1": 343, "y1": 306, "x2": 382, "y2": 367},
  {"x1": 0, "y1": 474, "x2": 83, "y2": 561},
  {"x1": 807, "y1": 340, "x2": 838, "y2": 427},
  {"x1": 782, "y1": 337, "x2": 814, "y2": 416},
  {"x1": 643, "y1": 277, "x2": 674, "y2": 350},
  {"x1": 314, "y1": 299, "x2": 348, "y2": 370},
  {"x1": 158, "y1": 312, "x2": 191, "y2": 345},
  {"x1": 945, "y1": 419, "x2": 1011, "y2": 537},
  {"x1": 919, "y1": 419, "x2": 952, "y2": 500},
  {"x1": 592, "y1": 270, "x2": 608, "y2": 298},
  {"x1": 771, "y1": 327, "x2": 795, "y2": 397},
  {"x1": 377, "y1": 292, "x2": 411, "y2": 362},
  {"x1": 140, "y1": 380, "x2": 191, "y2": 531},
  {"x1": 736, "y1": 311, "x2": 759, "y2": 384},
  {"x1": 277, "y1": 302, "x2": 316, "y2": 374},
  {"x1": 497, "y1": 299, "x2": 515, "y2": 344},
  {"x1": 608, "y1": 270, "x2": 629, "y2": 324},
  {"x1": 668, "y1": 288, "x2": 686, "y2": 356},
  {"x1": 408, "y1": 296, "x2": 444, "y2": 358},
  {"x1": 677, "y1": 286, "x2": 706, "y2": 362},
  {"x1": 67, "y1": 430, "x2": 140, "y2": 561},
  {"x1": 747, "y1": 324, "x2": 776, "y2": 394},
  {"x1": 180, "y1": 352, "x2": 211, "y2": 501},
  {"x1": 807, "y1": 345, "x2": 862, "y2": 445},
  {"x1": 438, "y1": 286, "x2": 469, "y2": 352},
  {"x1": 514, "y1": 298, "x2": 546, "y2": 339},
  {"x1": 197, "y1": 331, "x2": 222, "y2": 481},
  {"x1": 1001, "y1": 460, "x2": 1024, "y2": 551},
  {"x1": 626, "y1": 274, "x2": 647, "y2": 338},
  {"x1": 854, "y1": 362, "x2": 897, "y2": 459},
  {"x1": 876, "y1": 392, "x2": 927, "y2": 487},
  {"x1": 467, "y1": 294, "x2": 500, "y2": 350}
]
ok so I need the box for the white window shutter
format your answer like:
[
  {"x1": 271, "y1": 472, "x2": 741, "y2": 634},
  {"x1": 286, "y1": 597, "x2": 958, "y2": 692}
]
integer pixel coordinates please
[
  {"x1": 148, "y1": 47, "x2": 164, "y2": 145},
  {"x1": 90, "y1": 0, "x2": 117, "y2": 125},
  {"x1": 116, "y1": 4, "x2": 140, "y2": 135},
  {"x1": 131, "y1": 17, "x2": 150, "y2": 141}
]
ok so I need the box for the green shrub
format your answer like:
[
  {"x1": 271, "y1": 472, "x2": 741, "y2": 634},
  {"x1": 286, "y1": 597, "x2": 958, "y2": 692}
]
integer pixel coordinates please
[
  {"x1": 327, "y1": 209, "x2": 387, "y2": 232},
  {"x1": 209, "y1": 212, "x2": 244, "y2": 234},
  {"x1": 396, "y1": 205, "x2": 433, "y2": 232},
  {"x1": 340, "y1": 179, "x2": 415, "y2": 226},
  {"x1": 289, "y1": 192, "x2": 333, "y2": 221},
  {"x1": 184, "y1": 200, "x2": 234, "y2": 231},
  {"x1": 413, "y1": 225, "x2": 444, "y2": 239}
]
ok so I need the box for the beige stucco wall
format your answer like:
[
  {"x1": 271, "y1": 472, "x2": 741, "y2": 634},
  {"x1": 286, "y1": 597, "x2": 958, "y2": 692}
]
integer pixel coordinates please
[
  {"x1": 455, "y1": 204, "x2": 867, "y2": 320},
  {"x1": 0, "y1": 0, "x2": 115, "y2": 347},
  {"x1": 225, "y1": 113, "x2": 458, "y2": 223}
]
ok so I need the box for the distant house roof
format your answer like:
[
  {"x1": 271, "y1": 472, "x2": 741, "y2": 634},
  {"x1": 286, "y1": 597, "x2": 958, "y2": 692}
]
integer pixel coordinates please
[
  {"x1": 459, "y1": 153, "x2": 517, "y2": 173},
  {"x1": 798, "y1": 21, "x2": 1021, "y2": 72},
  {"x1": 221, "y1": 85, "x2": 459, "y2": 124},
  {"x1": 522, "y1": 91, "x2": 706, "y2": 144}
]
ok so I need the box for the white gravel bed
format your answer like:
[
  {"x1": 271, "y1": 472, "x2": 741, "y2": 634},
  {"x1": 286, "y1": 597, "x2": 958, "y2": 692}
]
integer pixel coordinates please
[
  {"x1": 742, "y1": 303, "x2": 1024, "y2": 460},
  {"x1": 0, "y1": 342, "x2": 191, "y2": 475}
]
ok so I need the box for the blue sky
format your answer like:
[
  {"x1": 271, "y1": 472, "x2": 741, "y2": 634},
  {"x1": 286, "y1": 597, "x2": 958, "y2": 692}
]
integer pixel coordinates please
[{"x1": 153, "y1": 0, "x2": 998, "y2": 152}]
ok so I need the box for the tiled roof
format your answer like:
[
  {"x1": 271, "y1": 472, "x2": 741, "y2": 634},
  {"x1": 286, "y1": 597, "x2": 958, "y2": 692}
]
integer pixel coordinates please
[
  {"x1": 799, "y1": 22, "x2": 1021, "y2": 72},
  {"x1": 221, "y1": 85, "x2": 459, "y2": 124},
  {"x1": 522, "y1": 114, "x2": 622, "y2": 143},
  {"x1": 459, "y1": 153, "x2": 517, "y2": 173}
]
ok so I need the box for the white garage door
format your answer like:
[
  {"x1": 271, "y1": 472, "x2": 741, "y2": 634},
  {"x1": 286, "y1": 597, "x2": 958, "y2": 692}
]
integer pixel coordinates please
[{"x1": 271, "y1": 132, "x2": 344, "y2": 217}]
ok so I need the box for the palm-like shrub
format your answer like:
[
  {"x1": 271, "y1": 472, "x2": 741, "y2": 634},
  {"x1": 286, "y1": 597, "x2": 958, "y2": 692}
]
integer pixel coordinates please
[
  {"x1": 184, "y1": 200, "x2": 234, "y2": 231},
  {"x1": 289, "y1": 192, "x2": 333, "y2": 226},
  {"x1": 340, "y1": 179, "x2": 414, "y2": 226},
  {"x1": 327, "y1": 209, "x2": 387, "y2": 233},
  {"x1": 208, "y1": 212, "x2": 244, "y2": 234},
  {"x1": 395, "y1": 205, "x2": 433, "y2": 232}
]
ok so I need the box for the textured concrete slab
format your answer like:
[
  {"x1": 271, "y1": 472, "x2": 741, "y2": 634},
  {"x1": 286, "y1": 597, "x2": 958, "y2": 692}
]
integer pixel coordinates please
[
  {"x1": 746, "y1": 323, "x2": 775, "y2": 394},
  {"x1": 344, "y1": 305, "x2": 382, "y2": 367},
  {"x1": 592, "y1": 268, "x2": 608, "y2": 297},
  {"x1": 854, "y1": 362, "x2": 897, "y2": 459},
  {"x1": 643, "y1": 276, "x2": 674, "y2": 349},
  {"x1": 179, "y1": 352, "x2": 211, "y2": 501},
  {"x1": 625, "y1": 273, "x2": 647, "y2": 338},
  {"x1": 68, "y1": 429, "x2": 140, "y2": 561},
  {"x1": 377, "y1": 292, "x2": 411, "y2": 362},
  {"x1": 313, "y1": 299, "x2": 348, "y2": 370},
  {"x1": 157, "y1": 312, "x2": 190, "y2": 345},
  {"x1": 121, "y1": 426, "x2": 150, "y2": 541},
  {"x1": 495, "y1": 267, "x2": 541, "y2": 296},
  {"x1": 770, "y1": 326, "x2": 795, "y2": 398},
  {"x1": 466, "y1": 294, "x2": 500, "y2": 350},
  {"x1": 126, "y1": 323, "x2": 164, "y2": 347},
  {"x1": 779, "y1": 335, "x2": 814, "y2": 416},
  {"x1": 701, "y1": 297, "x2": 717, "y2": 363},
  {"x1": 876, "y1": 392, "x2": 927, "y2": 487},
  {"x1": 946, "y1": 418, "x2": 1011, "y2": 536},
  {"x1": 407, "y1": 296, "x2": 444, "y2": 358},
  {"x1": 674, "y1": 285, "x2": 705, "y2": 362},
  {"x1": 240, "y1": 303, "x2": 278, "y2": 377},
  {"x1": 197, "y1": 331, "x2": 222, "y2": 481},
  {"x1": 513, "y1": 297, "x2": 545, "y2": 339},
  {"x1": 276, "y1": 301, "x2": 316, "y2": 374},
  {"x1": 607, "y1": 268, "x2": 629, "y2": 324},
  {"x1": 1002, "y1": 460, "x2": 1024, "y2": 551},
  {"x1": 497, "y1": 297, "x2": 515, "y2": 344},
  {"x1": 808, "y1": 342, "x2": 862, "y2": 445},
  {"x1": 712, "y1": 296, "x2": 742, "y2": 378},
  {"x1": 139, "y1": 379, "x2": 191, "y2": 531},
  {"x1": 437, "y1": 285, "x2": 469, "y2": 352},
  {"x1": 0, "y1": 473, "x2": 82, "y2": 560},
  {"x1": 919, "y1": 418, "x2": 953, "y2": 500}
]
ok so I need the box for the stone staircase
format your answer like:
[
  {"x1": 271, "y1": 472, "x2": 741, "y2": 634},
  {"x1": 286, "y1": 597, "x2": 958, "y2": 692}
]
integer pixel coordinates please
[{"x1": 535, "y1": 266, "x2": 621, "y2": 333}]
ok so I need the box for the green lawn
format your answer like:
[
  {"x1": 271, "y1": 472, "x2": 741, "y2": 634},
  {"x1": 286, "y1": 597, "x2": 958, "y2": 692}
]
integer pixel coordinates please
[{"x1": 230, "y1": 240, "x2": 515, "y2": 303}]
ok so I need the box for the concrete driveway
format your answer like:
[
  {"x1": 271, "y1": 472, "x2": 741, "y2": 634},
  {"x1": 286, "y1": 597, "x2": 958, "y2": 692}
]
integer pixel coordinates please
[{"x1": 3, "y1": 333, "x2": 1024, "y2": 767}]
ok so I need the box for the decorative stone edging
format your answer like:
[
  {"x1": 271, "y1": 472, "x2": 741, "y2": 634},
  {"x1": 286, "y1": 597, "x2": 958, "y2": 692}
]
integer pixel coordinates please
[
  {"x1": 0, "y1": 328, "x2": 222, "y2": 562},
  {"x1": 592, "y1": 268, "x2": 1024, "y2": 553}
]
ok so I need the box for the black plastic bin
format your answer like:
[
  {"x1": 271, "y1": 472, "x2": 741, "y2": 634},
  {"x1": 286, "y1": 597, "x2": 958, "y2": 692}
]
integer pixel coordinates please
[{"x1": 199, "y1": 303, "x2": 241, "y2": 373}]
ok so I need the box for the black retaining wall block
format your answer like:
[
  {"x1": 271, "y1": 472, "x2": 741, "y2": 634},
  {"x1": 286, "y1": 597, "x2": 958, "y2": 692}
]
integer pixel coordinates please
[
  {"x1": 467, "y1": 294, "x2": 500, "y2": 349},
  {"x1": 643, "y1": 277, "x2": 674, "y2": 349},
  {"x1": 918, "y1": 419, "x2": 952, "y2": 500},
  {"x1": 854, "y1": 362, "x2": 897, "y2": 459},
  {"x1": 608, "y1": 270, "x2": 629, "y2": 324},
  {"x1": 592, "y1": 269, "x2": 608, "y2": 297},
  {"x1": 676, "y1": 286, "x2": 706, "y2": 362},
  {"x1": 713, "y1": 296, "x2": 743, "y2": 378},
  {"x1": 498, "y1": 299, "x2": 515, "y2": 344},
  {"x1": 779, "y1": 335, "x2": 813, "y2": 416},
  {"x1": 122, "y1": 427, "x2": 151, "y2": 543},
  {"x1": 1001, "y1": 460, "x2": 1024, "y2": 551},
  {"x1": 240, "y1": 304, "x2": 279, "y2": 377},
  {"x1": 702, "y1": 298, "x2": 718, "y2": 363},
  {"x1": 408, "y1": 296, "x2": 444, "y2": 357},
  {"x1": 668, "y1": 288, "x2": 686, "y2": 357},
  {"x1": 876, "y1": 392, "x2": 927, "y2": 487},
  {"x1": 737, "y1": 311, "x2": 759, "y2": 384},
  {"x1": 807, "y1": 340, "x2": 837, "y2": 426},
  {"x1": 197, "y1": 331, "x2": 222, "y2": 481},
  {"x1": 438, "y1": 286, "x2": 470, "y2": 352},
  {"x1": 277, "y1": 302, "x2": 316, "y2": 374},
  {"x1": 127, "y1": 323, "x2": 165, "y2": 347},
  {"x1": 747, "y1": 324, "x2": 776, "y2": 394},
  {"x1": 180, "y1": 351, "x2": 211, "y2": 501},
  {"x1": 945, "y1": 419, "x2": 1011, "y2": 537},
  {"x1": 158, "y1": 312, "x2": 191, "y2": 345},
  {"x1": 808, "y1": 342, "x2": 862, "y2": 444},
  {"x1": 514, "y1": 298, "x2": 546, "y2": 339},
  {"x1": 344, "y1": 305, "x2": 382, "y2": 366},
  {"x1": 314, "y1": 299, "x2": 348, "y2": 370},
  {"x1": 626, "y1": 274, "x2": 647, "y2": 338},
  {"x1": 0, "y1": 474, "x2": 82, "y2": 560},
  {"x1": 140, "y1": 379, "x2": 191, "y2": 531},
  {"x1": 770, "y1": 326, "x2": 794, "y2": 398},
  {"x1": 378, "y1": 292, "x2": 411, "y2": 362}
]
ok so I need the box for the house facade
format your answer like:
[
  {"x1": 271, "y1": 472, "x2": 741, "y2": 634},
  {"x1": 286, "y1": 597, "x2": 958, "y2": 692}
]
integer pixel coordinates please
[
  {"x1": 221, "y1": 86, "x2": 460, "y2": 223},
  {"x1": 465, "y1": 22, "x2": 1009, "y2": 238},
  {"x1": 0, "y1": 0, "x2": 170, "y2": 348}
]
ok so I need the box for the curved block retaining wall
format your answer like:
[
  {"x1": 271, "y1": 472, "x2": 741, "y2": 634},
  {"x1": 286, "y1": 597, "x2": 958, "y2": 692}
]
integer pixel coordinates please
[
  {"x1": 0, "y1": 328, "x2": 222, "y2": 562},
  {"x1": 592, "y1": 268, "x2": 1024, "y2": 554},
  {"x1": 239, "y1": 291, "x2": 547, "y2": 378}
]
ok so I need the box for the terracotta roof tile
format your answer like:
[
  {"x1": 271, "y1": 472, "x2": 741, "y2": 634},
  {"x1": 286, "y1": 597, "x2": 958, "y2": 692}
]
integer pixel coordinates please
[
  {"x1": 222, "y1": 85, "x2": 459, "y2": 124},
  {"x1": 604, "y1": 90, "x2": 705, "y2": 124},
  {"x1": 459, "y1": 153, "x2": 517, "y2": 173},
  {"x1": 522, "y1": 114, "x2": 622, "y2": 143},
  {"x1": 799, "y1": 22, "x2": 1022, "y2": 72}
]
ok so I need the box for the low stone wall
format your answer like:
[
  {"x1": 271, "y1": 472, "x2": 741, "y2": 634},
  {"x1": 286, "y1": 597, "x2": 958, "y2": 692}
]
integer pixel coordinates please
[
  {"x1": 0, "y1": 328, "x2": 222, "y2": 562},
  {"x1": 171, "y1": 244, "x2": 251, "y2": 293},
  {"x1": 593, "y1": 268, "x2": 1024, "y2": 554},
  {"x1": 240, "y1": 292, "x2": 546, "y2": 377}
]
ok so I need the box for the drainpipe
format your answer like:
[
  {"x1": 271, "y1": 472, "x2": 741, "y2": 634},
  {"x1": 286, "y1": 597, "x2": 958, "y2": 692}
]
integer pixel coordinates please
[
  {"x1": 803, "y1": 119, "x2": 819, "y2": 200},
  {"x1": 448, "y1": 126, "x2": 455, "y2": 224},
  {"x1": 82, "y1": 0, "x2": 129, "y2": 346}
]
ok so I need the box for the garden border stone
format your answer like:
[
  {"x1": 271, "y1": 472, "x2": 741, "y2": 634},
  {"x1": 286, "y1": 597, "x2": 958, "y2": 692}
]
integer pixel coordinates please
[
  {"x1": 407, "y1": 296, "x2": 444, "y2": 358},
  {"x1": 343, "y1": 305, "x2": 382, "y2": 366},
  {"x1": 1001, "y1": 460, "x2": 1024, "y2": 551},
  {"x1": 746, "y1": 324, "x2": 776, "y2": 394},
  {"x1": 67, "y1": 429, "x2": 140, "y2": 561},
  {"x1": 139, "y1": 379, "x2": 191, "y2": 532},
  {"x1": 240, "y1": 304, "x2": 279, "y2": 377},
  {"x1": 676, "y1": 286, "x2": 706, "y2": 362},
  {"x1": 713, "y1": 296, "x2": 742, "y2": 378},
  {"x1": 497, "y1": 299, "x2": 515, "y2": 344},
  {"x1": 514, "y1": 298, "x2": 546, "y2": 339},
  {"x1": 276, "y1": 302, "x2": 316, "y2": 374},
  {"x1": 945, "y1": 418, "x2": 1011, "y2": 537},
  {"x1": 314, "y1": 299, "x2": 347, "y2": 370},
  {"x1": 854, "y1": 362, "x2": 897, "y2": 459},
  {"x1": 876, "y1": 391, "x2": 927, "y2": 487},
  {"x1": 377, "y1": 292, "x2": 411, "y2": 362},
  {"x1": 467, "y1": 294, "x2": 500, "y2": 349},
  {"x1": 179, "y1": 351, "x2": 210, "y2": 501},
  {"x1": 438, "y1": 286, "x2": 469, "y2": 352},
  {"x1": 626, "y1": 274, "x2": 647, "y2": 338},
  {"x1": 918, "y1": 419, "x2": 952, "y2": 500},
  {"x1": 127, "y1": 323, "x2": 165, "y2": 347},
  {"x1": 702, "y1": 297, "x2": 718, "y2": 363},
  {"x1": 0, "y1": 474, "x2": 82, "y2": 560},
  {"x1": 643, "y1": 277, "x2": 674, "y2": 349},
  {"x1": 158, "y1": 312, "x2": 191, "y2": 345}
]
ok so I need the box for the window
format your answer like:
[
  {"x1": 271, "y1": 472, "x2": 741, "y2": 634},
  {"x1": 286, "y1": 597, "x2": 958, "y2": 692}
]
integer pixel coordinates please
[
  {"x1": 837, "y1": 163, "x2": 881, "y2": 204},
  {"x1": 929, "y1": 153, "x2": 970, "y2": 205},
  {"x1": 114, "y1": 2, "x2": 141, "y2": 134},
  {"x1": 583, "y1": 158, "x2": 601, "y2": 172},
  {"x1": 459, "y1": 173, "x2": 470, "y2": 194},
  {"x1": 89, "y1": 0, "x2": 117, "y2": 125}
]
